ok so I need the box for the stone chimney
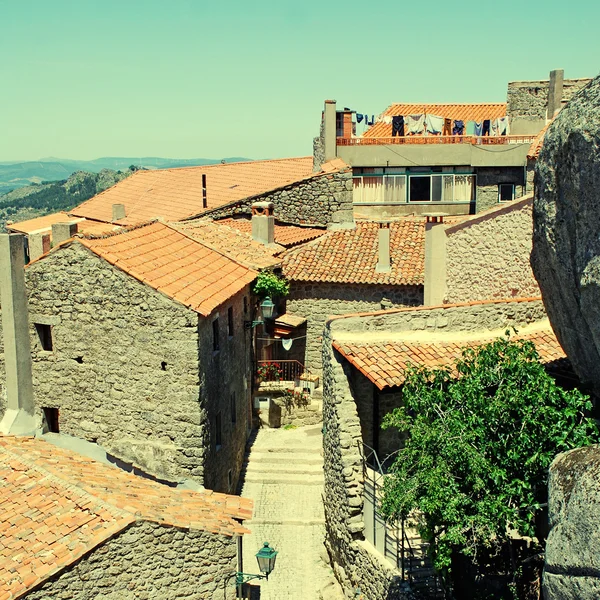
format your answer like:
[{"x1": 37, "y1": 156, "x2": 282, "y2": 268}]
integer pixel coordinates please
[
  {"x1": 0, "y1": 234, "x2": 37, "y2": 434},
  {"x1": 547, "y1": 69, "x2": 565, "y2": 120},
  {"x1": 376, "y1": 222, "x2": 391, "y2": 273},
  {"x1": 112, "y1": 203, "x2": 126, "y2": 221},
  {"x1": 51, "y1": 222, "x2": 78, "y2": 245},
  {"x1": 28, "y1": 232, "x2": 51, "y2": 261},
  {"x1": 323, "y1": 99, "x2": 337, "y2": 161},
  {"x1": 251, "y1": 202, "x2": 275, "y2": 246},
  {"x1": 423, "y1": 214, "x2": 447, "y2": 306}
]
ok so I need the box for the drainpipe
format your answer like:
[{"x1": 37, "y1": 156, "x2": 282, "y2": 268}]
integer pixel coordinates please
[
  {"x1": 423, "y1": 214, "x2": 447, "y2": 306},
  {"x1": 0, "y1": 234, "x2": 37, "y2": 434}
]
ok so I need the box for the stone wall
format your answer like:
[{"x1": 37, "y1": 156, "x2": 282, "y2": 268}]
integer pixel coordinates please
[
  {"x1": 200, "y1": 169, "x2": 354, "y2": 227},
  {"x1": 287, "y1": 282, "x2": 423, "y2": 374},
  {"x1": 0, "y1": 242, "x2": 252, "y2": 492},
  {"x1": 445, "y1": 196, "x2": 540, "y2": 303},
  {"x1": 26, "y1": 520, "x2": 238, "y2": 600},
  {"x1": 475, "y1": 166, "x2": 527, "y2": 213}
]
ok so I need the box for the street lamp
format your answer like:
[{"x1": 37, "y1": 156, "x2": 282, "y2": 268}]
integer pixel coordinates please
[
  {"x1": 235, "y1": 542, "x2": 278, "y2": 593},
  {"x1": 245, "y1": 297, "x2": 276, "y2": 329}
]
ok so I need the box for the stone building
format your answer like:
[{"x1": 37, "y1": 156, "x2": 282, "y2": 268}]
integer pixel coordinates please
[
  {"x1": 320, "y1": 298, "x2": 566, "y2": 599},
  {"x1": 0, "y1": 222, "x2": 258, "y2": 493},
  {"x1": 0, "y1": 435, "x2": 252, "y2": 600}
]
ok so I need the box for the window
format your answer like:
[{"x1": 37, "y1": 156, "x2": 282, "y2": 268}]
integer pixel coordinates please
[
  {"x1": 231, "y1": 392, "x2": 237, "y2": 423},
  {"x1": 35, "y1": 324, "x2": 53, "y2": 351},
  {"x1": 243, "y1": 296, "x2": 248, "y2": 314},
  {"x1": 43, "y1": 407, "x2": 59, "y2": 433},
  {"x1": 228, "y1": 307, "x2": 234, "y2": 337},
  {"x1": 212, "y1": 318, "x2": 220, "y2": 352},
  {"x1": 215, "y1": 412, "x2": 222, "y2": 449},
  {"x1": 499, "y1": 183, "x2": 515, "y2": 202}
]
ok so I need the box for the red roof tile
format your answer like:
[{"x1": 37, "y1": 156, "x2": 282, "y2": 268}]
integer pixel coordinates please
[
  {"x1": 216, "y1": 218, "x2": 326, "y2": 247},
  {"x1": 69, "y1": 158, "x2": 314, "y2": 225},
  {"x1": 333, "y1": 328, "x2": 565, "y2": 390},
  {"x1": 527, "y1": 120, "x2": 552, "y2": 159},
  {"x1": 7, "y1": 213, "x2": 121, "y2": 237},
  {"x1": 282, "y1": 220, "x2": 425, "y2": 285},
  {"x1": 75, "y1": 222, "x2": 257, "y2": 316},
  {"x1": 0, "y1": 436, "x2": 252, "y2": 598},
  {"x1": 365, "y1": 103, "x2": 507, "y2": 138}
]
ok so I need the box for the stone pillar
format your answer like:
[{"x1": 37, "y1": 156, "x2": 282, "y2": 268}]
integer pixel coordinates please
[
  {"x1": 51, "y1": 222, "x2": 78, "y2": 245},
  {"x1": 424, "y1": 214, "x2": 447, "y2": 306},
  {"x1": 251, "y1": 202, "x2": 275, "y2": 245},
  {"x1": 547, "y1": 69, "x2": 564, "y2": 120},
  {"x1": 0, "y1": 234, "x2": 37, "y2": 434},
  {"x1": 112, "y1": 203, "x2": 126, "y2": 221},
  {"x1": 324, "y1": 99, "x2": 337, "y2": 161},
  {"x1": 28, "y1": 232, "x2": 51, "y2": 261},
  {"x1": 375, "y1": 223, "x2": 391, "y2": 273}
]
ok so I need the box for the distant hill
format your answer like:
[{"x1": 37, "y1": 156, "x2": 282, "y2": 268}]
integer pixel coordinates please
[
  {"x1": 0, "y1": 168, "x2": 132, "y2": 232},
  {"x1": 0, "y1": 156, "x2": 252, "y2": 195}
]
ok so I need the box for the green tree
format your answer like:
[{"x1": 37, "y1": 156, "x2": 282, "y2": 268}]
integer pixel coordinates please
[
  {"x1": 381, "y1": 334, "x2": 598, "y2": 582},
  {"x1": 252, "y1": 271, "x2": 290, "y2": 299}
]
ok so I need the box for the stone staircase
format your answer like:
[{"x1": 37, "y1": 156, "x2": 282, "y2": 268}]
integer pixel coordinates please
[{"x1": 402, "y1": 528, "x2": 446, "y2": 599}]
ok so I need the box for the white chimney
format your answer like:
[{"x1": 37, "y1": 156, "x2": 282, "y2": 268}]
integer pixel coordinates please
[
  {"x1": 251, "y1": 202, "x2": 275, "y2": 246},
  {"x1": 376, "y1": 222, "x2": 391, "y2": 273},
  {"x1": 112, "y1": 203, "x2": 126, "y2": 221}
]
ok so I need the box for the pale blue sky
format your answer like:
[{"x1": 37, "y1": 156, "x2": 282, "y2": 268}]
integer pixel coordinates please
[{"x1": 1, "y1": 0, "x2": 598, "y2": 161}]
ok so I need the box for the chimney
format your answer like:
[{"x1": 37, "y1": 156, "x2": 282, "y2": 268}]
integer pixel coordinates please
[
  {"x1": 547, "y1": 69, "x2": 564, "y2": 120},
  {"x1": 51, "y1": 222, "x2": 78, "y2": 246},
  {"x1": 112, "y1": 203, "x2": 126, "y2": 221},
  {"x1": 202, "y1": 174, "x2": 207, "y2": 209},
  {"x1": 0, "y1": 234, "x2": 37, "y2": 434},
  {"x1": 323, "y1": 99, "x2": 337, "y2": 161},
  {"x1": 376, "y1": 222, "x2": 391, "y2": 273},
  {"x1": 28, "y1": 232, "x2": 51, "y2": 261},
  {"x1": 423, "y1": 214, "x2": 447, "y2": 306},
  {"x1": 251, "y1": 202, "x2": 275, "y2": 245}
]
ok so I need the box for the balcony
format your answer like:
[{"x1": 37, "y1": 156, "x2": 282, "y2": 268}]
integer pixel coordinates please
[
  {"x1": 256, "y1": 360, "x2": 307, "y2": 384},
  {"x1": 337, "y1": 134, "x2": 537, "y2": 146}
]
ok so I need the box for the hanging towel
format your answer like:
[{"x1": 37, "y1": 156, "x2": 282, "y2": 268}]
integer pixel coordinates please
[
  {"x1": 474, "y1": 121, "x2": 483, "y2": 136},
  {"x1": 392, "y1": 115, "x2": 405, "y2": 137},
  {"x1": 443, "y1": 118, "x2": 452, "y2": 136},
  {"x1": 482, "y1": 119, "x2": 491, "y2": 136},
  {"x1": 356, "y1": 113, "x2": 364, "y2": 124},
  {"x1": 282, "y1": 338, "x2": 293, "y2": 351},
  {"x1": 425, "y1": 114, "x2": 444, "y2": 135},
  {"x1": 406, "y1": 114, "x2": 425, "y2": 135},
  {"x1": 465, "y1": 120, "x2": 476, "y2": 135},
  {"x1": 498, "y1": 116, "x2": 510, "y2": 135},
  {"x1": 453, "y1": 120, "x2": 465, "y2": 135}
]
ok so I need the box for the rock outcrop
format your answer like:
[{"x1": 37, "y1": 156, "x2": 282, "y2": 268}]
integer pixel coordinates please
[
  {"x1": 543, "y1": 446, "x2": 600, "y2": 599},
  {"x1": 531, "y1": 74, "x2": 600, "y2": 395}
]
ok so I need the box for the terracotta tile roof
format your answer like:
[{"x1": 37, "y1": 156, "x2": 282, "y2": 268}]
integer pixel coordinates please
[
  {"x1": 0, "y1": 436, "x2": 252, "y2": 599},
  {"x1": 69, "y1": 157, "x2": 314, "y2": 225},
  {"x1": 333, "y1": 328, "x2": 565, "y2": 390},
  {"x1": 527, "y1": 120, "x2": 552, "y2": 159},
  {"x1": 7, "y1": 213, "x2": 120, "y2": 237},
  {"x1": 216, "y1": 218, "x2": 326, "y2": 247},
  {"x1": 76, "y1": 222, "x2": 257, "y2": 316},
  {"x1": 282, "y1": 220, "x2": 425, "y2": 285},
  {"x1": 364, "y1": 103, "x2": 507, "y2": 138},
  {"x1": 172, "y1": 219, "x2": 283, "y2": 271}
]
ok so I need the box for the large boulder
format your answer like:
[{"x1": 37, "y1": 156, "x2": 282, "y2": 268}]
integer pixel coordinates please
[
  {"x1": 543, "y1": 446, "x2": 600, "y2": 598},
  {"x1": 531, "y1": 74, "x2": 600, "y2": 395}
]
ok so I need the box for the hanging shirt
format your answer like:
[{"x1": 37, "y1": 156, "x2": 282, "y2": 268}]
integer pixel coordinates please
[
  {"x1": 498, "y1": 116, "x2": 510, "y2": 135},
  {"x1": 356, "y1": 113, "x2": 364, "y2": 124},
  {"x1": 425, "y1": 114, "x2": 444, "y2": 135},
  {"x1": 443, "y1": 118, "x2": 452, "y2": 136},
  {"x1": 482, "y1": 119, "x2": 491, "y2": 136},
  {"x1": 406, "y1": 114, "x2": 425, "y2": 135},
  {"x1": 392, "y1": 115, "x2": 405, "y2": 137},
  {"x1": 474, "y1": 121, "x2": 483, "y2": 136},
  {"x1": 453, "y1": 120, "x2": 465, "y2": 135},
  {"x1": 490, "y1": 119, "x2": 499, "y2": 136}
]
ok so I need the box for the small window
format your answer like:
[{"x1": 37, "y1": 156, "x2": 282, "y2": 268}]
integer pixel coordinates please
[
  {"x1": 215, "y1": 412, "x2": 222, "y2": 449},
  {"x1": 35, "y1": 324, "x2": 53, "y2": 351},
  {"x1": 499, "y1": 183, "x2": 515, "y2": 202},
  {"x1": 212, "y1": 319, "x2": 220, "y2": 352},
  {"x1": 243, "y1": 296, "x2": 248, "y2": 314},
  {"x1": 228, "y1": 307, "x2": 234, "y2": 337},
  {"x1": 231, "y1": 392, "x2": 237, "y2": 424},
  {"x1": 43, "y1": 407, "x2": 59, "y2": 433}
]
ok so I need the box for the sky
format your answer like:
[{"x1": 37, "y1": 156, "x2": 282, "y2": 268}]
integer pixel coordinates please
[{"x1": 1, "y1": 0, "x2": 598, "y2": 162}]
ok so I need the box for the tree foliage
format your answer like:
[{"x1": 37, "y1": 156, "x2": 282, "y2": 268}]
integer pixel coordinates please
[
  {"x1": 252, "y1": 271, "x2": 290, "y2": 299},
  {"x1": 381, "y1": 334, "x2": 598, "y2": 575}
]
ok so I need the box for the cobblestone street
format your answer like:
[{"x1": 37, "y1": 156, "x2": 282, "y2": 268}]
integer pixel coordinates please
[{"x1": 240, "y1": 425, "x2": 331, "y2": 599}]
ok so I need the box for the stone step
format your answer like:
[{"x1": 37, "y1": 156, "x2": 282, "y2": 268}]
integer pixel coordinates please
[
  {"x1": 245, "y1": 451, "x2": 323, "y2": 465},
  {"x1": 248, "y1": 447, "x2": 323, "y2": 456},
  {"x1": 244, "y1": 462, "x2": 323, "y2": 476},
  {"x1": 242, "y1": 472, "x2": 325, "y2": 485}
]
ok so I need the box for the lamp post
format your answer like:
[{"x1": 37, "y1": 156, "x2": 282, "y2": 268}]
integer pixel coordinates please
[
  {"x1": 236, "y1": 542, "x2": 278, "y2": 597},
  {"x1": 245, "y1": 297, "x2": 276, "y2": 329}
]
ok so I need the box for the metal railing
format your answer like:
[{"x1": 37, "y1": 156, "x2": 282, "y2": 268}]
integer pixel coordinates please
[
  {"x1": 337, "y1": 134, "x2": 537, "y2": 146},
  {"x1": 256, "y1": 360, "x2": 306, "y2": 382}
]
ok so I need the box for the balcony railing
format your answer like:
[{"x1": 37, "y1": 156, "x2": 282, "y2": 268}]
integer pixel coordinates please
[
  {"x1": 256, "y1": 360, "x2": 306, "y2": 383},
  {"x1": 337, "y1": 134, "x2": 537, "y2": 146}
]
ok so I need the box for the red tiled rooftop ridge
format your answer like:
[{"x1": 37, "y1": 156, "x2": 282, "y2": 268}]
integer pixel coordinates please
[
  {"x1": 282, "y1": 220, "x2": 425, "y2": 286},
  {"x1": 70, "y1": 157, "x2": 315, "y2": 225},
  {"x1": 0, "y1": 436, "x2": 252, "y2": 599},
  {"x1": 76, "y1": 221, "x2": 257, "y2": 316},
  {"x1": 365, "y1": 103, "x2": 507, "y2": 138},
  {"x1": 333, "y1": 327, "x2": 565, "y2": 390}
]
